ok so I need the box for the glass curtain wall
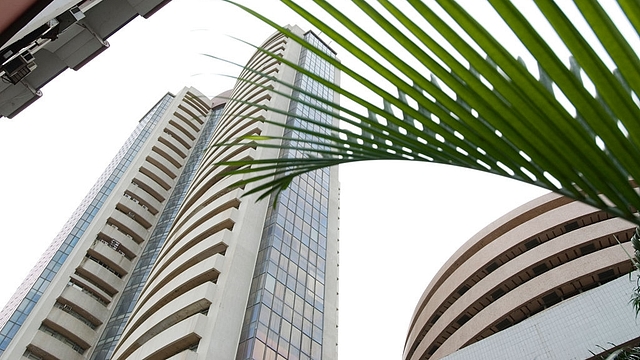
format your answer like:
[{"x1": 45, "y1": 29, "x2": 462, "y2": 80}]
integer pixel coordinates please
[{"x1": 236, "y1": 32, "x2": 337, "y2": 360}]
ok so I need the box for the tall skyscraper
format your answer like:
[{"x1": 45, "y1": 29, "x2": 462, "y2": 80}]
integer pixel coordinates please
[{"x1": 0, "y1": 25, "x2": 339, "y2": 360}]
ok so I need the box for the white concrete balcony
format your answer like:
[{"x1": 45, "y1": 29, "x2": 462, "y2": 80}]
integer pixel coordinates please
[
  {"x1": 152, "y1": 141, "x2": 184, "y2": 168},
  {"x1": 182, "y1": 169, "x2": 246, "y2": 218},
  {"x1": 99, "y1": 224, "x2": 142, "y2": 258},
  {"x1": 167, "y1": 118, "x2": 196, "y2": 143},
  {"x1": 201, "y1": 146, "x2": 256, "y2": 186},
  {"x1": 88, "y1": 240, "x2": 133, "y2": 276},
  {"x1": 210, "y1": 108, "x2": 263, "y2": 146},
  {"x1": 175, "y1": 106, "x2": 204, "y2": 131},
  {"x1": 197, "y1": 176, "x2": 242, "y2": 214},
  {"x1": 58, "y1": 286, "x2": 108, "y2": 325},
  {"x1": 159, "y1": 132, "x2": 189, "y2": 158},
  {"x1": 76, "y1": 259, "x2": 124, "y2": 296},
  {"x1": 147, "y1": 152, "x2": 179, "y2": 179},
  {"x1": 131, "y1": 255, "x2": 224, "y2": 329},
  {"x1": 169, "y1": 114, "x2": 198, "y2": 140},
  {"x1": 114, "y1": 314, "x2": 207, "y2": 360},
  {"x1": 28, "y1": 331, "x2": 84, "y2": 360},
  {"x1": 126, "y1": 183, "x2": 163, "y2": 214},
  {"x1": 154, "y1": 209, "x2": 237, "y2": 274},
  {"x1": 180, "y1": 101, "x2": 208, "y2": 123},
  {"x1": 44, "y1": 307, "x2": 97, "y2": 349},
  {"x1": 117, "y1": 282, "x2": 216, "y2": 357},
  {"x1": 133, "y1": 172, "x2": 169, "y2": 202},
  {"x1": 167, "y1": 188, "x2": 241, "y2": 247},
  {"x1": 69, "y1": 275, "x2": 113, "y2": 305},
  {"x1": 109, "y1": 210, "x2": 149, "y2": 243},
  {"x1": 140, "y1": 162, "x2": 174, "y2": 191},
  {"x1": 184, "y1": 92, "x2": 211, "y2": 115},
  {"x1": 117, "y1": 196, "x2": 155, "y2": 229},
  {"x1": 155, "y1": 230, "x2": 230, "y2": 287}
]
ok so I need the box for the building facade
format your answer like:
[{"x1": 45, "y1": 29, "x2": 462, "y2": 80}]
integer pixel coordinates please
[
  {"x1": 0, "y1": 25, "x2": 339, "y2": 360},
  {"x1": 109, "y1": 25, "x2": 340, "y2": 360},
  {"x1": 0, "y1": 87, "x2": 213, "y2": 360},
  {"x1": 0, "y1": 0, "x2": 173, "y2": 118},
  {"x1": 404, "y1": 192, "x2": 639, "y2": 360}
]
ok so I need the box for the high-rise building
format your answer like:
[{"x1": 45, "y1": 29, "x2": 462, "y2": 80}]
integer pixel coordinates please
[
  {"x1": 0, "y1": 25, "x2": 339, "y2": 360},
  {"x1": 0, "y1": 86, "x2": 214, "y2": 360},
  {"x1": 404, "y1": 192, "x2": 640, "y2": 360}
]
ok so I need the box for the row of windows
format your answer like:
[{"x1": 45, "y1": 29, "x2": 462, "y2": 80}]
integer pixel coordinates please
[
  {"x1": 237, "y1": 31, "x2": 336, "y2": 360},
  {"x1": 240, "y1": 303, "x2": 323, "y2": 359},
  {"x1": 292, "y1": 79, "x2": 334, "y2": 108},
  {"x1": 254, "y1": 253, "x2": 326, "y2": 312}
]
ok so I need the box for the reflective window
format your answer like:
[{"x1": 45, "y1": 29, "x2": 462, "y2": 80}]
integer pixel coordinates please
[{"x1": 237, "y1": 31, "x2": 336, "y2": 360}]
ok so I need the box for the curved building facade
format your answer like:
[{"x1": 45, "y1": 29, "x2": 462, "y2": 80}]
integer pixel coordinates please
[
  {"x1": 111, "y1": 25, "x2": 340, "y2": 360},
  {"x1": 1, "y1": 25, "x2": 340, "y2": 360},
  {"x1": 404, "y1": 192, "x2": 639, "y2": 360}
]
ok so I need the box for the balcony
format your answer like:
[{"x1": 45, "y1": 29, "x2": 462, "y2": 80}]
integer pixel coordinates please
[
  {"x1": 117, "y1": 196, "x2": 155, "y2": 229},
  {"x1": 159, "y1": 132, "x2": 189, "y2": 158},
  {"x1": 76, "y1": 258, "x2": 124, "y2": 296},
  {"x1": 126, "y1": 183, "x2": 162, "y2": 214},
  {"x1": 133, "y1": 173, "x2": 169, "y2": 203},
  {"x1": 88, "y1": 240, "x2": 133, "y2": 275},
  {"x1": 99, "y1": 223, "x2": 142, "y2": 258},
  {"x1": 140, "y1": 162, "x2": 174, "y2": 191},
  {"x1": 27, "y1": 330, "x2": 84, "y2": 360},
  {"x1": 114, "y1": 314, "x2": 207, "y2": 360},
  {"x1": 43, "y1": 307, "x2": 97, "y2": 349},
  {"x1": 109, "y1": 210, "x2": 149, "y2": 243},
  {"x1": 58, "y1": 285, "x2": 108, "y2": 325},
  {"x1": 147, "y1": 152, "x2": 180, "y2": 179}
]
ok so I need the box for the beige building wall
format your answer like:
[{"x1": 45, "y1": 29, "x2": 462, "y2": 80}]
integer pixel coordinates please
[{"x1": 404, "y1": 192, "x2": 637, "y2": 360}]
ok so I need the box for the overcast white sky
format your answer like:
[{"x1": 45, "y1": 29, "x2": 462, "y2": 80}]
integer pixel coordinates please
[{"x1": 0, "y1": 1, "x2": 551, "y2": 359}]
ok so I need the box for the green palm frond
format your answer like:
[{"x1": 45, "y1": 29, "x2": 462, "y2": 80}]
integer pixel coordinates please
[
  {"x1": 603, "y1": 346, "x2": 640, "y2": 360},
  {"x1": 217, "y1": 0, "x2": 640, "y2": 224}
]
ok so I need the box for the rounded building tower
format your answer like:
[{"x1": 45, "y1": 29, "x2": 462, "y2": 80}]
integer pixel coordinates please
[
  {"x1": 111, "y1": 25, "x2": 340, "y2": 360},
  {"x1": 404, "y1": 192, "x2": 639, "y2": 360}
]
